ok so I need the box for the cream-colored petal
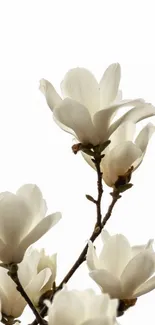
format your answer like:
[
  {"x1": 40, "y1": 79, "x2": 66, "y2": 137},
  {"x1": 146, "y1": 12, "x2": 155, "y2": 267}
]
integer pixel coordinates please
[
  {"x1": 99, "y1": 234, "x2": 132, "y2": 277},
  {"x1": 47, "y1": 288, "x2": 85, "y2": 325},
  {"x1": 133, "y1": 276, "x2": 155, "y2": 298},
  {"x1": 100, "y1": 63, "x2": 121, "y2": 108},
  {"x1": 61, "y1": 67, "x2": 100, "y2": 116},
  {"x1": 54, "y1": 98, "x2": 99, "y2": 145},
  {"x1": 39, "y1": 79, "x2": 62, "y2": 111},
  {"x1": 101, "y1": 230, "x2": 111, "y2": 244},
  {"x1": 16, "y1": 212, "x2": 61, "y2": 263},
  {"x1": 90, "y1": 270, "x2": 122, "y2": 298},
  {"x1": 121, "y1": 251, "x2": 155, "y2": 297},
  {"x1": 109, "y1": 102, "x2": 155, "y2": 136},
  {"x1": 0, "y1": 192, "x2": 32, "y2": 246},
  {"x1": 86, "y1": 241, "x2": 100, "y2": 270},
  {"x1": 133, "y1": 123, "x2": 155, "y2": 169},
  {"x1": 102, "y1": 141, "x2": 142, "y2": 186},
  {"x1": 132, "y1": 239, "x2": 154, "y2": 257},
  {"x1": 17, "y1": 184, "x2": 47, "y2": 226},
  {"x1": 108, "y1": 121, "x2": 136, "y2": 151},
  {"x1": 94, "y1": 100, "x2": 143, "y2": 144},
  {"x1": 26, "y1": 268, "x2": 52, "y2": 304}
]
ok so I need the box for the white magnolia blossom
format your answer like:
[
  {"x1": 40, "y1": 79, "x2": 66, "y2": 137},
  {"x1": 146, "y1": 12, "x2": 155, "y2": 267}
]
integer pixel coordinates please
[
  {"x1": 87, "y1": 230, "x2": 155, "y2": 299},
  {"x1": 40, "y1": 63, "x2": 155, "y2": 146},
  {"x1": 0, "y1": 248, "x2": 53, "y2": 318},
  {"x1": 83, "y1": 121, "x2": 155, "y2": 187},
  {"x1": 46, "y1": 286, "x2": 118, "y2": 325},
  {"x1": 0, "y1": 184, "x2": 61, "y2": 263}
]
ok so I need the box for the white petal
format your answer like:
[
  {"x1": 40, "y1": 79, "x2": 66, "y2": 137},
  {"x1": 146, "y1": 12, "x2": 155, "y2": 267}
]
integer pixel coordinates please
[
  {"x1": 0, "y1": 192, "x2": 32, "y2": 246},
  {"x1": 18, "y1": 249, "x2": 41, "y2": 287},
  {"x1": 81, "y1": 317, "x2": 113, "y2": 325},
  {"x1": 17, "y1": 184, "x2": 47, "y2": 226},
  {"x1": 132, "y1": 239, "x2": 154, "y2": 257},
  {"x1": 39, "y1": 79, "x2": 62, "y2": 111},
  {"x1": 26, "y1": 268, "x2": 52, "y2": 303},
  {"x1": 100, "y1": 63, "x2": 121, "y2": 108},
  {"x1": 133, "y1": 276, "x2": 155, "y2": 298},
  {"x1": 133, "y1": 123, "x2": 155, "y2": 169},
  {"x1": 109, "y1": 103, "x2": 155, "y2": 135},
  {"x1": 102, "y1": 141, "x2": 142, "y2": 186},
  {"x1": 10, "y1": 295, "x2": 26, "y2": 318},
  {"x1": 90, "y1": 270, "x2": 122, "y2": 298},
  {"x1": 101, "y1": 230, "x2": 111, "y2": 244},
  {"x1": 61, "y1": 67, "x2": 100, "y2": 116},
  {"x1": 121, "y1": 251, "x2": 155, "y2": 297},
  {"x1": 54, "y1": 98, "x2": 99, "y2": 145},
  {"x1": 16, "y1": 212, "x2": 61, "y2": 263},
  {"x1": 48, "y1": 289, "x2": 85, "y2": 325},
  {"x1": 108, "y1": 121, "x2": 136, "y2": 151},
  {"x1": 86, "y1": 241, "x2": 100, "y2": 270},
  {"x1": 94, "y1": 100, "x2": 142, "y2": 143},
  {"x1": 99, "y1": 234, "x2": 132, "y2": 278}
]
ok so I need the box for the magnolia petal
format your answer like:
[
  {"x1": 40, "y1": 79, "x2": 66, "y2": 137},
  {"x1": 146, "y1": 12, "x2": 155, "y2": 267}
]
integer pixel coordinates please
[
  {"x1": 61, "y1": 67, "x2": 100, "y2": 116},
  {"x1": 108, "y1": 121, "x2": 136, "y2": 151},
  {"x1": 0, "y1": 192, "x2": 32, "y2": 246},
  {"x1": 81, "y1": 317, "x2": 113, "y2": 325},
  {"x1": 102, "y1": 141, "x2": 142, "y2": 186},
  {"x1": 114, "y1": 90, "x2": 123, "y2": 102},
  {"x1": 10, "y1": 295, "x2": 26, "y2": 318},
  {"x1": 133, "y1": 123, "x2": 155, "y2": 169},
  {"x1": 94, "y1": 100, "x2": 143, "y2": 143},
  {"x1": 39, "y1": 79, "x2": 62, "y2": 111},
  {"x1": 100, "y1": 63, "x2": 121, "y2": 108},
  {"x1": 101, "y1": 230, "x2": 111, "y2": 244},
  {"x1": 17, "y1": 184, "x2": 47, "y2": 226},
  {"x1": 18, "y1": 249, "x2": 41, "y2": 287},
  {"x1": 90, "y1": 270, "x2": 122, "y2": 298},
  {"x1": 48, "y1": 289, "x2": 85, "y2": 325},
  {"x1": 121, "y1": 251, "x2": 155, "y2": 297},
  {"x1": 132, "y1": 239, "x2": 154, "y2": 257},
  {"x1": 86, "y1": 241, "x2": 100, "y2": 270},
  {"x1": 26, "y1": 268, "x2": 52, "y2": 303},
  {"x1": 99, "y1": 234, "x2": 132, "y2": 278},
  {"x1": 17, "y1": 212, "x2": 61, "y2": 263},
  {"x1": 109, "y1": 103, "x2": 155, "y2": 136},
  {"x1": 133, "y1": 276, "x2": 155, "y2": 298},
  {"x1": 135, "y1": 123, "x2": 155, "y2": 152},
  {"x1": 54, "y1": 98, "x2": 99, "y2": 145}
]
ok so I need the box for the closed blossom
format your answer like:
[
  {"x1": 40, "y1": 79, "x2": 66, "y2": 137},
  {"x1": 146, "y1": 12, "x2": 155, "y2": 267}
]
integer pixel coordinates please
[{"x1": 83, "y1": 121, "x2": 155, "y2": 187}]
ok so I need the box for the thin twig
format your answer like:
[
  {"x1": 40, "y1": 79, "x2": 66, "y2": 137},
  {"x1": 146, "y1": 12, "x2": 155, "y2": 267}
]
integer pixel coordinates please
[
  {"x1": 7, "y1": 264, "x2": 47, "y2": 325},
  {"x1": 93, "y1": 155, "x2": 103, "y2": 229},
  {"x1": 31, "y1": 188, "x2": 120, "y2": 325}
]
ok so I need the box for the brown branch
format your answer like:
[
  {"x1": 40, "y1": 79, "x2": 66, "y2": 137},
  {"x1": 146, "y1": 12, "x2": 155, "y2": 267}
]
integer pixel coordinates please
[
  {"x1": 7, "y1": 264, "x2": 47, "y2": 325},
  {"x1": 31, "y1": 188, "x2": 120, "y2": 325}
]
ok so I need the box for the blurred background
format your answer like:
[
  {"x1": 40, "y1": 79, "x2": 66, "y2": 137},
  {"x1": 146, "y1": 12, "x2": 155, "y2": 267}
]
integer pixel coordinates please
[{"x1": 0, "y1": 0, "x2": 155, "y2": 323}]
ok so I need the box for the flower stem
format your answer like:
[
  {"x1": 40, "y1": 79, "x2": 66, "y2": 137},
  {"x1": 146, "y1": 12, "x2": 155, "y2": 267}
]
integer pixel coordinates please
[{"x1": 7, "y1": 264, "x2": 47, "y2": 325}]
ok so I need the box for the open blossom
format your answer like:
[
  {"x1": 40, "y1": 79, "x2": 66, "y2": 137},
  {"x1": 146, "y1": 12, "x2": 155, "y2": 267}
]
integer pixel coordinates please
[
  {"x1": 0, "y1": 184, "x2": 61, "y2": 263},
  {"x1": 86, "y1": 230, "x2": 155, "y2": 299},
  {"x1": 40, "y1": 63, "x2": 155, "y2": 145},
  {"x1": 0, "y1": 248, "x2": 53, "y2": 318},
  {"x1": 46, "y1": 286, "x2": 118, "y2": 325},
  {"x1": 83, "y1": 121, "x2": 155, "y2": 187}
]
